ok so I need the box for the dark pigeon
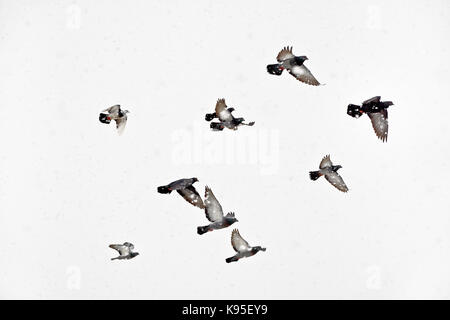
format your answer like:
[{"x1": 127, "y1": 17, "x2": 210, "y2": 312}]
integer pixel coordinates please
[
  {"x1": 99, "y1": 104, "x2": 130, "y2": 135},
  {"x1": 197, "y1": 186, "x2": 238, "y2": 235},
  {"x1": 205, "y1": 98, "x2": 255, "y2": 131},
  {"x1": 309, "y1": 155, "x2": 348, "y2": 193},
  {"x1": 109, "y1": 242, "x2": 139, "y2": 260},
  {"x1": 267, "y1": 46, "x2": 321, "y2": 86},
  {"x1": 225, "y1": 229, "x2": 266, "y2": 263},
  {"x1": 157, "y1": 178, "x2": 205, "y2": 209},
  {"x1": 347, "y1": 96, "x2": 394, "y2": 142}
]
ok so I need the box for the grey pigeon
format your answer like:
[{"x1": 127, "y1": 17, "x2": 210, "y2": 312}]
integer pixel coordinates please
[
  {"x1": 157, "y1": 177, "x2": 205, "y2": 209},
  {"x1": 197, "y1": 186, "x2": 238, "y2": 235},
  {"x1": 347, "y1": 96, "x2": 394, "y2": 142},
  {"x1": 266, "y1": 46, "x2": 321, "y2": 86},
  {"x1": 205, "y1": 98, "x2": 255, "y2": 131},
  {"x1": 225, "y1": 229, "x2": 266, "y2": 263},
  {"x1": 109, "y1": 242, "x2": 139, "y2": 260},
  {"x1": 99, "y1": 104, "x2": 130, "y2": 135},
  {"x1": 309, "y1": 155, "x2": 348, "y2": 193}
]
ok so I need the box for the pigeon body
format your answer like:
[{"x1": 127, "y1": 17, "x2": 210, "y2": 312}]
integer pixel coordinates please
[
  {"x1": 225, "y1": 229, "x2": 266, "y2": 263},
  {"x1": 309, "y1": 155, "x2": 348, "y2": 193},
  {"x1": 205, "y1": 99, "x2": 255, "y2": 131},
  {"x1": 109, "y1": 242, "x2": 139, "y2": 260},
  {"x1": 157, "y1": 178, "x2": 205, "y2": 209},
  {"x1": 197, "y1": 186, "x2": 238, "y2": 235},
  {"x1": 347, "y1": 96, "x2": 394, "y2": 142},
  {"x1": 99, "y1": 105, "x2": 130, "y2": 135},
  {"x1": 267, "y1": 46, "x2": 320, "y2": 86}
]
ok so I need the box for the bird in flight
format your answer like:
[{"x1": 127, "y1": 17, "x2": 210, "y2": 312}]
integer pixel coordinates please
[
  {"x1": 205, "y1": 98, "x2": 255, "y2": 131},
  {"x1": 266, "y1": 46, "x2": 321, "y2": 86},
  {"x1": 157, "y1": 178, "x2": 205, "y2": 209},
  {"x1": 197, "y1": 186, "x2": 238, "y2": 235},
  {"x1": 347, "y1": 96, "x2": 394, "y2": 142},
  {"x1": 109, "y1": 242, "x2": 139, "y2": 260},
  {"x1": 309, "y1": 155, "x2": 348, "y2": 193},
  {"x1": 99, "y1": 105, "x2": 130, "y2": 135},
  {"x1": 225, "y1": 229, "x2": 266, "y2": 263}
]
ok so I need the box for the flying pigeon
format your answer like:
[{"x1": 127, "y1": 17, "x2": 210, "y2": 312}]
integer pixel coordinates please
[
  {"x1": 197, "y1": 186, "x2": 238, "y2": 235},
  {"x1": 109, "y1": 242, "x2": 139, "y2": 260},
  {"x1": 99, "y1": 104, "x2": 130, "y2": 135},
  {"x1": 347, "y1": 96, "x2": 394, "y2": 142},
  {"x1": 205, "y1": 98, "x2": 255, "y2": 131},
  {"x1": 309, "y1": 155, "x2": 348, "y2": 193},
  {"x1": 157, "y1": 177, "x2": 205, "y2": 209},
  {"x1": 266, "y1": 46, "x2": 321, "y2": 86},
  {"x1": 225, "y1": 229, "x2": 266, "y2": 263}
]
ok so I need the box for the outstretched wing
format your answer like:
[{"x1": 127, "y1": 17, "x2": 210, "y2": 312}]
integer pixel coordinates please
[
  {"x1": 231, "y1": 229, "x2": 250, "y2": 253},
  {"x1": 324, "y1": 171, "x2": 349, "y2": 193},
  {"x1": 103, "y1": 104, "x2": 120, "y2": 113},
  {"x1": 177, "y1": 185, "x2": 205, "y2": 209},
  {"x1": 362, "y1": 96, "x2": 381, "y2": 106},
  {"x1": 319, "y1": 154, "x2": 333, "y2": 169},
  {"x1": 204, "y1": 186, "x2": 224, "y2": 222},
  {"x1": 289, "y1": 65, "x2": 320, "y2": 86},
  {"x1": 109, "y1": 244, "x2": 130, "y2": 256},
  {"x1": 368, "y1": 110, "x2": 388, "y2": 142},
  {"x1": 276, "y1": 46, "x2": 295, "y2": 62},
  {"x1": 115, "y1": 116, "x2": 127, "y2": 135},
  {"x1": 215, "y1": 98, "x2": 233, "y2": 122}
]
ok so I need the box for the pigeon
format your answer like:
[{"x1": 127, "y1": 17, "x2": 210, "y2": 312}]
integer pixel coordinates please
[
  {"x1": 109, "y1": 242, "x2": 139, "y2": 260},
  {"x1": 266, "y1": 46, "x2": 321, "y2": 86},
  {"x1": 205, "y1": 98, "x2": 255, "y2": 131},
  {"x1": 225, "y1": 229, "x2": 266, "y2": 263},
  {"x1": 157, "y1": 177, "x2": 205, "y2": 209},
  {"x1": 99, "y1": 104, "x2": 130, "y2": 135},
  {"x1": 347, "y1": 96, "x2": 394, "y2": 142},
  {"x1": 309, "y1": 155, "x2": 348, "y2": 193},
  {"x1": 197, "y1": 186, "x2": 238, "y2": 235}
]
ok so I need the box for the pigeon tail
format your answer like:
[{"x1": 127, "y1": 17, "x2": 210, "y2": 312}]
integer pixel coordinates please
[
  {"x1": 197, "y1": 225, "x2": 210, "y2": 235},
  {"x1": 157, "y1": 186, "x2": 172, "y2": 194},
  {"x1": 205, "y1": 113, "x2": 216, "y2": 121},
  {"x1": 225, "y1": 255, "x2": 239, "y2": 263},
  {"x1": 309, "y1": 171, "x2": 322, "y2": 181},
  {"x1": 267, "y1": 63, "x2": 284, "y2": 75}
]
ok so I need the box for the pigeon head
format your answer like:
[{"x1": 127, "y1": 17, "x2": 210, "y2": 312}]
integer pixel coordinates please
[
  {"x1": 294, "y1": 56, "x2": 308, "y2": 64},
  {"x1": 383, "y1": 101, "x2": 394, "y2": 107},
  {"x1": 131, "y1": 252, "x2": 139, "y2": 258},
  {"x1": 252, "y1": 246, "x2": 266, "y2": 254},
  {"x1": 332, "y1": 165, "x2": 342, "y2": 172},
  {"x1": 347, "y1": 104, "x2": 362, "y2": 118},
  {"x1": 232, "y1": 117, "x2": 245, "y2": 126},
  {"x1": 225, "y1": 212, "x2": 238, "y2": 224},
  {"x1": 192, "y1": 177, "x2": 199, "y2": 183}
]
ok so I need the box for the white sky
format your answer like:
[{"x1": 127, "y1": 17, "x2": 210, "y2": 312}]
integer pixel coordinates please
[{"x1": 0, "y1": 0, "x2": 449, "y2": 299}]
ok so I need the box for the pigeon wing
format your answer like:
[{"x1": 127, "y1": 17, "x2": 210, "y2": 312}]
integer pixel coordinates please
[
  {"x1": 103, "y1": 104, "x2": 121, "y2": 113},
  {"x1": 109, "y1": 244, "x2": 130, "y2": 256},
  {"x1": 204, "y1": 186, "x2": 224, "y2": 222},
  {"x1": 276, "y1": 46, "x2": 295, "y2": 62},
  {"x1": 289, "y1": 65, "x2": 320, "y2": 86},
  {"x1": 368, "y1": 110, "x2": 388, "y2": 142},
  {"x1": 231, "y1": 229, "x2": 251, "y2": 253},
  {"x1": 324, "y1": 171, "x2": 349, "y2": 193},
  {"x1": 362, "y1": 96, "x2": 381, "y2": 105},
  {"x1": 115, "y1": 115, "x2": 127, "y2": 135},
  {"x1": 177, "y1": 185, "x2": 205, "y2": 209},
  {"x1": 319, "y1": 154, "x2": 333, "y2": 169}
]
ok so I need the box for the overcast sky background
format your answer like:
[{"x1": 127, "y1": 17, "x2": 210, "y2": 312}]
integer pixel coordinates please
[{"x1": 1, "y1": 0, "x2": 450, "y2": 299}]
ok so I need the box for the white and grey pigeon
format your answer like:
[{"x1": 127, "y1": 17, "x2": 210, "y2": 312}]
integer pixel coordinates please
[
  {"x1": 99, "y1": 104, "x2": 130, "y2": 135},
  {"x1": 197, "y1": 186, "x2": 238, "y2": 235},
  {"x1": 309, "y1": 155, "x2": 349, "y2": 193},
  {"x1": 205, "y1": 98, "x2": 255, "y2": 131},
  {"x1": 109, "y1": 242, "x2": 139, "y2": 260},
  {"x1": 225, "y1": 229, "x2": 266, "y2": 263},
  {"x1": 157, "y1": 177, "x2": 205, "y2": 209},
  {"x1": 266, "y1": 46, "x2": 321, "y2": 86}
]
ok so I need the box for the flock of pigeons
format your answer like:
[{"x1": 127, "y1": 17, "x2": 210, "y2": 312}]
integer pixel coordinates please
[{"x1": 103, "y1": 46, "x2": 395, "y2": 262}]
